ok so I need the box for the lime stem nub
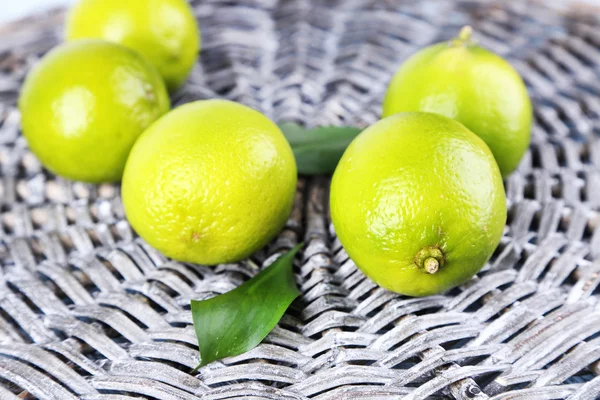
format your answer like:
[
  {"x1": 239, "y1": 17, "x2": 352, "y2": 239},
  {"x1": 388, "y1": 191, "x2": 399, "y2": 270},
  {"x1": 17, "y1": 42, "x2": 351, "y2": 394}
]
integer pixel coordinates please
[
  {"x1": 414, "y1": 246, "x2": 445, "y2": 275},
  {"x1": 458, "y1": 25, "x2": 473, "y2": 42},
  {"x1": 424, "y1": 257, "x2": 439, "y2": 274}
]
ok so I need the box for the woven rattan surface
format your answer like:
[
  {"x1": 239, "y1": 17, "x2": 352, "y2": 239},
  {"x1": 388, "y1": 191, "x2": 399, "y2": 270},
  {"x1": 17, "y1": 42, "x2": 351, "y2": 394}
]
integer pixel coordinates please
[{"x1": 1, "y1": 0, "x2": 600, "y2": 399}]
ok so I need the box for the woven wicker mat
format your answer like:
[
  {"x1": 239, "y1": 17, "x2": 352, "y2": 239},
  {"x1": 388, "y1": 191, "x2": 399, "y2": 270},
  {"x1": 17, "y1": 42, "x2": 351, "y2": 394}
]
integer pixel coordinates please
[{"x1": 1, "y1": 0, "x2": 600, "y2": 399}]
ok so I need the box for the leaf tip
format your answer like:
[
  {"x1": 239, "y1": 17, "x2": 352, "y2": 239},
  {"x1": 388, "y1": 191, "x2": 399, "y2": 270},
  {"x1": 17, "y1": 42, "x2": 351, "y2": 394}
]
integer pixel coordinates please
[
  {"x1": 291, "y1": 242, "x2": 304, "y2": 254},
  {"x1": 191, "y1": 362, "x2": 202, "y2": 374}
]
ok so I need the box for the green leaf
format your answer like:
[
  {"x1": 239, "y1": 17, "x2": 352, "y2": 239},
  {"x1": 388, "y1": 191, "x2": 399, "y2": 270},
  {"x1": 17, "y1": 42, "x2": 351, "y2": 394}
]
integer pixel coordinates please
[
  {"x1": 191, "y1": 244, "x2": 302, "y2": 369},
  {"x1": 278, "y1": 122, "x2": 308, "y2": 146},
  {"x1": 278, "y1": 123, "x2": 362, "y2": 175}
]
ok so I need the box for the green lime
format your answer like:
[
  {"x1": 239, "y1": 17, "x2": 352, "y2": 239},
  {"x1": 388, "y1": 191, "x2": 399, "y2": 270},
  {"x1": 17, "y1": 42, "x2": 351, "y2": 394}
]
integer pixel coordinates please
[
  {"x1": 330, "y1": 112, "x2": 506, "y2": 297},
  {"x1": 122, "y1": 100, "x2": 297, "y2": 265},
  {"x1": 65, "y1": 0, "x2": 200, "y2": 91},
  {"x1": 18, "y1": 40, "x2": 169, "y2": 183},
  {"x1": 382, "y1": 26, "x2": 532, "y2": 177}
]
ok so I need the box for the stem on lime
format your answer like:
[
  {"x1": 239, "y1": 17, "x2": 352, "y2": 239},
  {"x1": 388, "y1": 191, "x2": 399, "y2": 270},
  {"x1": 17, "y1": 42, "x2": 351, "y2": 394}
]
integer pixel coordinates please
[
  {"x1": 414, "y1": 246, "x2": 445, "y2": 275},
  {"x1": 423, "y1": 257, "x2": 439, "y2": 274},
  {"x1": 451, "y1": 25, "x2": 474, "y2": 47},
  {"x1": 458, "y1": 25, "x2": 472, "y2": 42}
]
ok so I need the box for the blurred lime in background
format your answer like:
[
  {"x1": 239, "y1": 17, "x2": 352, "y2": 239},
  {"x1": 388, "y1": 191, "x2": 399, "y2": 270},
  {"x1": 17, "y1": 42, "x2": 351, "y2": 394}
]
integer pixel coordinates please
[
  {"x1": 65, "y1": 0, "x2": 200, "y2": 91},
  {"x1": 383, "y1": 27, "x2": 532, "y2": 177}
]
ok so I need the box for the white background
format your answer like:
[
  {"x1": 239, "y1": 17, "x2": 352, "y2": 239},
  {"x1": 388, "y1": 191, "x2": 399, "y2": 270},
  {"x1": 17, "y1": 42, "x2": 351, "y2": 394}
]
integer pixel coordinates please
[
  {"x1": 1, "y1": 0, "x2": 76, "y2": 24},
  {"x1": 1, "y1": 0, "x2": 600, "y2": 24}
]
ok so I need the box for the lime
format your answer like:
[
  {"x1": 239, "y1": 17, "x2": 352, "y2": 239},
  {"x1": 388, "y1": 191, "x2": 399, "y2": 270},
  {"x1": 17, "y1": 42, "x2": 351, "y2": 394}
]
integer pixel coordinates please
[
  {"x1": 65, "y1": 0, "x2": 200, "y2": 91},
  {"x1": 18, "y1": 40, "x2": 169, "y2": 183},
  {"x1": 330, "y1": 112, "x2": 506, "y2": 297},
  {"x1": 382, "y1": 26, "x2": 532, "y2": 177},
  {"x1": 122, "y1": 100, "x2": 297, "y2": 265}
]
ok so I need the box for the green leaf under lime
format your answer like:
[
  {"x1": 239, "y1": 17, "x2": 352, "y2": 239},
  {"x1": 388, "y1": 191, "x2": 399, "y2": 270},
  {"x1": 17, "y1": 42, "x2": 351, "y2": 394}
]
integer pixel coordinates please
[
  {"x1": 279, "y1": 122, "x2": 362, "y2": 175},
  {"x1": 191, "y1": 244, "x2": 302, "y2": 369}
]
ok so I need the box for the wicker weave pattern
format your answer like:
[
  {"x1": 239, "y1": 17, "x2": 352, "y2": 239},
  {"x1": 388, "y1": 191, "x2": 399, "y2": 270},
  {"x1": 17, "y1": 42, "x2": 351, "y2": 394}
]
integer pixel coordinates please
[{"x1": 1, "y1": 1, "x2": 600, "y2": 399}]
